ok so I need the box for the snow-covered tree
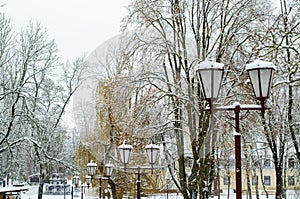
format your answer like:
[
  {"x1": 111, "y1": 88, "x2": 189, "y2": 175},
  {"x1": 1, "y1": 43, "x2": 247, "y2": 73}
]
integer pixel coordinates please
[{"x1": 0, "y1": 13, "x2": 87, "y2": 199}]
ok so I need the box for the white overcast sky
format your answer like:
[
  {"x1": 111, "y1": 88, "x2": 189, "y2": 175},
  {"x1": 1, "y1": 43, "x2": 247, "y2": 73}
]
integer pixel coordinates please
[{"x1": 2, "y1": 0, "x2": 131, "y2": 62}]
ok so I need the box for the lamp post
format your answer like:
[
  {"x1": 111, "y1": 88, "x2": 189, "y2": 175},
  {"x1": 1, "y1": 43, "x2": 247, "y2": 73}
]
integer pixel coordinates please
[
  {"x1": 87, "y1": 160, "x2": 97, "y2": 179},
  {"x1": 80, "y1": 178, "x2": 89, "y2": 199},
  {"x1": 118, "y1": 140, "x2": 160, "y2": 199},
  {"x1": 98, "y1": 162, "x2": 114, "y2": 199},
  {"x1": 73, "y1": 176, "x2": 80, "y2": 189},
  {"x1": 81, "y1": 185, "x2": 84, "y2": 199},
  {"x1": 86, "y1": 160, "x2": 114, "y2": 199},
  {"x1": 196, "y1": 59, "x2": 275, "y2": 199},
  {"x1": 72, "y1": 176, "x2": 80, "y2": 199},
  {"x1": 85, "y1": 175, "x2": 92, "y2": 188}
]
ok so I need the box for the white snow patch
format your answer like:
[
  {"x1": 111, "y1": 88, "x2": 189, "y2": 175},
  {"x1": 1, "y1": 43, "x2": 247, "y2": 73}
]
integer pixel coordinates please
[
  {"x1": 233, "y1": 102, "x2": 241, "y2": 107},
  {"x1": 233, "y1": 131, "x2": 241, "y2": 136},
  {"x1": 246, "y1": 60, "x2": 276, "y2": 70},
  {"x1": 195, "y1": 60, "x2": 224, "y2": 70}
]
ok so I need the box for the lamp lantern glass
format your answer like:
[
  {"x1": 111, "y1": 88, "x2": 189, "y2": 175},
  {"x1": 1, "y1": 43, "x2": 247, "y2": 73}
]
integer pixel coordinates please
[
  {"x1": 87, "y1": 160, "x2": 97, "y2": 177},
  {"x1": 246, "y1": 60, "x2": 275, "y2": 101},
  {"x1": 85, "y1": 175, "x2": 92, "y2": 187},
  {"x1": 73, "y1": 176, "x2": 79, "y2": 186},
  {"x1": 118, "y1": 140, "x2": 133, "y2": 164},
  {"x1": 196, "y1": 60, "x2": 224, "y2": 103},
  {"x1": 145, "y1": 143, "x2": 160, "y2": 164},
  {"x1": 105, "y1": 162, "x2": 115, "y2": 177}
]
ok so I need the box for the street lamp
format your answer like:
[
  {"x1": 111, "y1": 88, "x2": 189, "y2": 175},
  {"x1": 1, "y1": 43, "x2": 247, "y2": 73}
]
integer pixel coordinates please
[
  {"x1": 85, "y1": 175, "x2": 92, "y2": 188},
  {"x1": 196, "y1": 60, "x2": 224, "y2": 107},
  {"x1": 145, "y1": 143, "x2": 160, "y2": 172},
  {"x1": 87, "y1": 160, "x2": 97, "y2": 179},
  {"x1": 73, "y1": 176, "x2": 80, "y2": 188},
  {"x1": 87, "y1": 160, "x2": 115, "y2": 199},
  {"x1": 118, "y1": 140, "x2": 133, "y2": 171},
  {"x1": 80, "y1": 177, "x2": 89, "y2": 199},
  {"x1": 72, "y1": 176, "x2": 80, "y2": 199},
  {"x1": 96, "y1": 162, "x2": 114, "y2": 199},
  {"x1": 196, "y1": 59, "x2": 275, "y2": 199},
  {"x1": 246, "y1": 59, "x2": 275, "y2": 114},
  {"x1": 105, "y1": 162, "x2": 115, "y2": 177},
  {"x1": 118, "y1": 140, "x2": 160, "y2": 199}
]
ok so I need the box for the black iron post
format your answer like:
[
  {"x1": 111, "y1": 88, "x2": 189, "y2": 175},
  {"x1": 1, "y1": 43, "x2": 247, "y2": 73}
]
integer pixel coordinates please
[
  {"x1": 210, "y1": 104, "x2": 268, "y2": 199},
  {"x1": 71, "y1": 186, "x2": 73, "y2": 199},
  {"x1": 137, "y1": 166, "x2": 141, "y2": 199},
  {"x1": 64, "y1": 177, "x2": 66, "y2": 199},
  {"x1": 234, "y1": 104, "x2": 242, "y2": 199}
]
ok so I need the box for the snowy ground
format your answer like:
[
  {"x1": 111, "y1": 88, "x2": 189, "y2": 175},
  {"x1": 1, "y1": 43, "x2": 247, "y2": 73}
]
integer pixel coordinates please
[{"x1": 21, "y1": 186, "x2": 298, "y2": 199}]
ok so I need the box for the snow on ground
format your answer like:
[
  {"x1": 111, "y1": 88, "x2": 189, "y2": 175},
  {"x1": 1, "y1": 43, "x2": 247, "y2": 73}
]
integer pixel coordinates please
[{"x1": 21, "y1": 186, "x2": 299, "y2": 199}]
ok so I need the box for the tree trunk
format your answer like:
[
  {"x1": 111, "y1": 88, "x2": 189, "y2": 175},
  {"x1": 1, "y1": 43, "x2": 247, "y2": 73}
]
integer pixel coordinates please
[
  {"x1": 253, "y1": 169, "x2": 259, "y2": 199},
  {"x1": 259, "y1": 165, "x2": 269, "y2": 198},
  {"x1": 227, "y1": 171, "x2": 230, "y2": 199},
  {"x1": 174, "y1": 97, "x2": 189, "y2": 199},
  {"x1": 38, "y1": 170, "x2": 44, "y2": 199},
  {"x1": 275, "y1": 165, "x2": 284, "y2": 199},
  {"x1": 245, "y1": 162, "x2": 252, "y2": 199},
  {"x1": 216, "y1": 155, "x2": 220, "y2": 199},
  {"x1": 109, "y1": 178, "x2": 117, "y2": 199},
  {"x1": 35, "y1": 144, "x2": 45, "y2": 199}
]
